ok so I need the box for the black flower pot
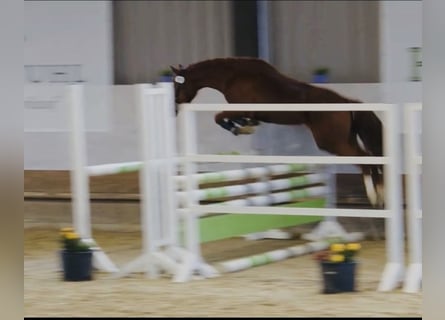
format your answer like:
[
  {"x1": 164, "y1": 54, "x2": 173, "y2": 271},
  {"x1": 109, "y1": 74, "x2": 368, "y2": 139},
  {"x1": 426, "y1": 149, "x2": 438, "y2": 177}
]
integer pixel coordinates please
[
  {"x1": 61, "y1": 249, "x2": 93, "y2": 281},
  {"x1": 320, "y1": 261, "x2": 357, "y2": 294}
]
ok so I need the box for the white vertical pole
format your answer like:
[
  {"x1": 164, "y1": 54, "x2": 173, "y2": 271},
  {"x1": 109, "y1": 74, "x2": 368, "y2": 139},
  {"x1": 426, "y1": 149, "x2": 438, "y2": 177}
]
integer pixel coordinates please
[
  {"x1": 403, "y1": 104, "x2": 422, "y2": 293},
  {"x1": 180, "y1": 107, "x2": 202, "y2": 262},
  {"x1": 405, "y1": 104, "x2": 422, "y2": 264},
  {"x1": 378, "y1": 103, "x2": 404, "y2": 291},
  {"x1": 68, "y1": 84, "x2": 91, "y2": 239},
  {"x1": 156, "y1": 89, "x2": 169, "y2": 244},
  {"x1": 157, "y1": 82, "x2": 179, "y2": 246},
  {"x1": 321, "y1": 163, "x2": 341, "y2": 233},
  {"x1": 137, "y1": 83, "x2": 159, "y2": 278},
  {"x1": 324, "y1": 164, "x2": 337, "y2": 213}
]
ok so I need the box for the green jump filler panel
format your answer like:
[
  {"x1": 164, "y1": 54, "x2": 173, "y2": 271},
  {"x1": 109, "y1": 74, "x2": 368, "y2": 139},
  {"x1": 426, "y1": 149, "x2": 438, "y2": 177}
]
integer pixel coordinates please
[{"x1": 180, "y1": 198, "x2": 325, "y2": 243}]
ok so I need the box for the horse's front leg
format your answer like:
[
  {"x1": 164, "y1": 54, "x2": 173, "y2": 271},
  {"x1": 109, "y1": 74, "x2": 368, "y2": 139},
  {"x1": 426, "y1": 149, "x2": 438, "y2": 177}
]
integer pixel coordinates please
[{"x1": 214, "y1": 111, "x2": 259, "y2": 135}]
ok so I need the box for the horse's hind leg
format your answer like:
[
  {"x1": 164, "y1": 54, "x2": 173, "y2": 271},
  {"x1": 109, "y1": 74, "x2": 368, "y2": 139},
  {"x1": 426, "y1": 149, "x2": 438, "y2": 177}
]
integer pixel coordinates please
[
  {"x1": 310, "y1": 123, "x2": 384, "y2": 208},
  {"x1": 371, "y1": 165, "x2": 384, "y2": 207},
  {"x1": 362, "y1": 164, "x2": 384, "y2": 208}
]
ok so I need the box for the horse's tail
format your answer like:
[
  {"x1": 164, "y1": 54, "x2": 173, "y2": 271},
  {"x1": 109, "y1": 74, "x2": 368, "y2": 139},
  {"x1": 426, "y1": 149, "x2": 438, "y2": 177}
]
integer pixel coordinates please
[{"x1": 350, "y1": 111, "x2": 383, "y2": 156}]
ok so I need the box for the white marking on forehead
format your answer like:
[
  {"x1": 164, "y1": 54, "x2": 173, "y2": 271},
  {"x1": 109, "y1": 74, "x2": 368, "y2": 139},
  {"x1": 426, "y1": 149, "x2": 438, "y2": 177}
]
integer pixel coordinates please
[{"x1": 174, "y1": 76, "x2": 185, "y2": 84}]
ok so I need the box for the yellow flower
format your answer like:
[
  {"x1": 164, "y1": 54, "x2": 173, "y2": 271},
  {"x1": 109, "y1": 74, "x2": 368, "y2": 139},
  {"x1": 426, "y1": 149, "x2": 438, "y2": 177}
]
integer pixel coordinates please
[
  {"x1": 329, "y1": 254, "x2": 345, "y2": 263},
  {"x1": 60, "y1": 227, "x2": 74, "y2": 235},
  {"x1": 330, "y1": 243, "x2": 345, "y2": 252},
  {"x1": 65, "y1": 232, "x2": 80, "y2": 240},
  {"x1": 346, "y1": 243, "x2": 361, "y2": 251}
]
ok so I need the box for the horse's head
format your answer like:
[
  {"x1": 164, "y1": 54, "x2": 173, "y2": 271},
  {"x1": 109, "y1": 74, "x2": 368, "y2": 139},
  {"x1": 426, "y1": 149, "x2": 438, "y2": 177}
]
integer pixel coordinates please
[{"x1": 170, "y1": 64, "x2": 199, "y2": 114}]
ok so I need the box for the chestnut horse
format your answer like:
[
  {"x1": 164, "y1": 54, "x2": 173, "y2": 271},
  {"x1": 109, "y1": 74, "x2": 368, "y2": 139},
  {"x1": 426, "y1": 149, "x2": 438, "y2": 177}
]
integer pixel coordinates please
[{"x1": 170, "y1": 57, "x2": 384, "y2": 207}]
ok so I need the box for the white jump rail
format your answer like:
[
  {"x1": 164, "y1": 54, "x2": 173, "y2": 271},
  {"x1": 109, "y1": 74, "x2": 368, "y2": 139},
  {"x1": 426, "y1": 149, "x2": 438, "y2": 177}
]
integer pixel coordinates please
[
  {"x1": 68, "y1": 83, "x2": 338, "y2": 279},
  {"x1": 173, "y1": 164, "x2": 341, "y2": 241},
  {"x1": 69, "y1": 83, "x2": 404, "y2": 291},
  {"x1": 176, "y1": 173, "x2": 328, "y2": 205},
  {"x1": 114, "y1": 84, "x2": 352, "y2": 282},
  {"x1": 179, "y1": 102, "x2": 405, "y2": 292},
  {"x1": 403, "y1": 103, "x2": 422, "y2": 293}
]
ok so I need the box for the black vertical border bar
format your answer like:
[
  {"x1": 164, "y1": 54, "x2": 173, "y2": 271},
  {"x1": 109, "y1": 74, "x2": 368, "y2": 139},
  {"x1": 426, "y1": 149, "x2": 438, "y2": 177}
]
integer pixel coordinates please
[{"x1": 232, "y1": 0, "x2": 259, "y2": 57}]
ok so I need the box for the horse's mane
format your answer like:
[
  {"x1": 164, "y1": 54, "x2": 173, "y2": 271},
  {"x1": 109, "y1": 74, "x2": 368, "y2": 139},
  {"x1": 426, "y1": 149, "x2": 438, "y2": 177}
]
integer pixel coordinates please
[
  {"x1": 185, "y1": 57, "x2": 311, "y2": 88},
  {"x1": 183, "y1": 57, "x2": 360, "y2": 103},
  {"x1": 185, "y1": 57, "x2": 280, "y2": 75}
]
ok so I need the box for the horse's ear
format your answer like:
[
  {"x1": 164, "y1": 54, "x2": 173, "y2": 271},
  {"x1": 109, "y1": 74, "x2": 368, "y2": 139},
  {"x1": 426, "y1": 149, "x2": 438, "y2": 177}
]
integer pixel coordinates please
[
  {"x1": 170, "y1": 64, "x2": 184, "y2": 74},
  {"x1": 170, "y1": 65, "x2": 180, "y2": 75}
]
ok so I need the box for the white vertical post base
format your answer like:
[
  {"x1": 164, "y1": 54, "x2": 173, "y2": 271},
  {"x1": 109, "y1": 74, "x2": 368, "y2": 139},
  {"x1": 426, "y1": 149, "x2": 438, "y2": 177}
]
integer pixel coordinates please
[
  {"x1": 377, "y1": 262, "x2": 404, "y2": 292},
  {"x1": 403, "y1": 263, "x2": 422, "y2": 293},
  {"x1": 92, "y1": 251, "x2": 120, "y2": 273},
  {"x1": 111, "y1": 245, "x2": 219, "y2": 282},
  {"x1": 82, "y1": 238, "x2": 119, "y2": 273},
  {"x1": 173, "y1": 254, "x2": 220, "y2": 283},
  {"x1": 112, "y1": 249, "x2": 177, "y2": 280},
  {"x1": 110, "y1": 254, "x2": 154, "y2": 279}
]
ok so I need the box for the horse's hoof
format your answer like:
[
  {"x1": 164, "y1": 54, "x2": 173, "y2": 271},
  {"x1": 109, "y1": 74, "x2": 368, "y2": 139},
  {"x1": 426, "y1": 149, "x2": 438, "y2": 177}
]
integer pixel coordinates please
[
  {"x1": 233, "y1": 118, "x2": 260, "y2": 128},
  {"x1": 247, "y1": 119, "x2": 260, "y2": 126},
  {"x1": 237, "y1": 126, "x2": 255, "y2": 135}
]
